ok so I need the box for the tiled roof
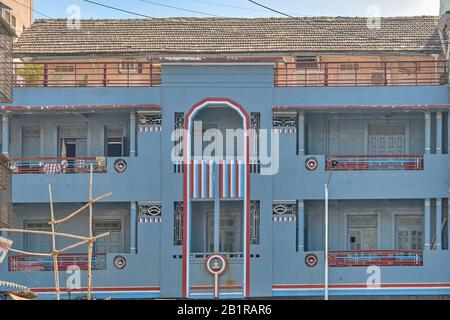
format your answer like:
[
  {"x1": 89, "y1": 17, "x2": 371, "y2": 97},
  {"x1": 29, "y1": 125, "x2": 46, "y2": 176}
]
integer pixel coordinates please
[{"x1": 13, "y1": 16, "x2": 443, "y2": 56}]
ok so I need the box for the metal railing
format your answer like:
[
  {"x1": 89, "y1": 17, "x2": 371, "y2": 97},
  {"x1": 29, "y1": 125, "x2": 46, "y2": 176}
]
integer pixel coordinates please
[
  {"x1": 275, "y1": 60, "x2": 448, "y2": 87},
  {"x1": 325, "y1": 154, "x2": 424, "y2": 171},
  {"x1": 10, "y1": 62, "x2": 161, "y2": 87},
  {"x1": 328, "y1": 250, "x2": 423, "y2": 267},
  {"x1": 8, "y1": 253, "x2": 107, "y2": 271},
  {"x1": 9, "y1": 157, "x2": 107, "y2": 174}
]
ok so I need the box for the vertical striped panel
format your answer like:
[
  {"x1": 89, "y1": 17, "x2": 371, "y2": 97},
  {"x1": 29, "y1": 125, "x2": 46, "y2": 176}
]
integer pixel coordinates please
[
  {"x1": 190, "y1": 160, "x2": 215, "y2": 199},
  {"x1": 219, "y1": 160, "x2": 244, "y2": 199}
]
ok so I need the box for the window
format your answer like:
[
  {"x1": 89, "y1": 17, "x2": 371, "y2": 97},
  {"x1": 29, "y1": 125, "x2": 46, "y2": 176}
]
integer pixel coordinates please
[
  {"x1": 295, "y1": 56, "x2": 318, "y2": 69},
  {"x1": 93, "y1": 220, "x2": 123, "y2": 253},
  {"x1": 396, "y1": 215, "x2": 423, "y2": 250},
  {"x1": 59, "y1": 127, "x2": 87, "y2": 157},
  {"x1": 105, "y1": 127, "x2": 125, "y2": 157},
  {"x1": 22, "y1": 127, "x2": 40, "y2": 157},
  {"x1": 368, "y1": 123, "x2": 407, "y2": 155},
  {"x1": 206, "y1": 212, "x2": 242, "y2": 253},
  {"x1": 54, "y1": 65, "x2": 75, "y2": 74},
  {"x1": 11, "y1": 15, "x2": 15, "y2": 29},
  {"x1": 119, "y1": 59, "x2": 143, "y2": 74},
  {"x1": 347, "y1": 215, "x2": 377, "y2": 250},
  {"x1": 24, "y1": 221, "x2": 52, "y2": 253},
  {"x1": 2, "y1": 8, "x2": 10, "y2": 24}
]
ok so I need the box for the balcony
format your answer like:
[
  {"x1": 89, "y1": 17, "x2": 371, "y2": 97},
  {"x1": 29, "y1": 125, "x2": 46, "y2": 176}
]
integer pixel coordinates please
[
  {"x1": 11, "y1": 62, "x2": 161, "y2": 87},
  {"x1": 325, "y1": 155, "x2": 424, "y2": 171},
  {"x1": 9, "y1": 157, "x2": 107, "y2": 174},
  {"x1": 8, "y1": 254, "x2": 107, "y2": 272},
  {"x1": 328, "y1": 250, "x2": 423, "y2": 267},
  {"x1": 275, "y1": 60, "x2": 448, "y2": 87}
]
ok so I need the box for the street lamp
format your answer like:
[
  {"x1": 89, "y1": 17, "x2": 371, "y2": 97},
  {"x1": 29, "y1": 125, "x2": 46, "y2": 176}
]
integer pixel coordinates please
[{"x1": 325, "y1": 159, "x2": 338, "y2": 301}]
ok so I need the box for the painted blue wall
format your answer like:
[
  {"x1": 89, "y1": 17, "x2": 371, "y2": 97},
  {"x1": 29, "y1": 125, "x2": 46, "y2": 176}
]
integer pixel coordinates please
[{"x1": 2, "y1": 64, "x2": 450, "y2": 299}]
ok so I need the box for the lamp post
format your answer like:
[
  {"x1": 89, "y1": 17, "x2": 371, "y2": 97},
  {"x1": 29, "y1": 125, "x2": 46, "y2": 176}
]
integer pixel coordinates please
[{"x1": 325, "y1": 159, "x2": 338, "y2": 301}]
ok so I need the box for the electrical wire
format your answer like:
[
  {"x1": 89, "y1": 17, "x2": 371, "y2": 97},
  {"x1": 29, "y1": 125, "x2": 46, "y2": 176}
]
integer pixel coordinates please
[
  {"x1": 10, "y1": 0, "x2": 52, "y2": 19},
  {"x1": 81, "y1": 0, "x2": 155, "y2": 18},
  {"x1": 137, "y1": 0, "x2": 222, "y2": 17},
  {"x1": 185, "y1": 0, "x2": 268, "y2": 12},
  {"x1": 247, "y1": 0, "x2": 442, "y2": 48}
]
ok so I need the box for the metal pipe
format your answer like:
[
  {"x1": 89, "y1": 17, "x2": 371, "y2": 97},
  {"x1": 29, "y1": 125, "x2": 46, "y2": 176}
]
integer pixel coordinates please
[{"x1": 324, "y1": 183, "x2": 329, "y2": 301}]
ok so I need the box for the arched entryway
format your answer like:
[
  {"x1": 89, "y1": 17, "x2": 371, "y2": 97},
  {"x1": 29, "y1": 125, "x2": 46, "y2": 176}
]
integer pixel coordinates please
[{"x1": 182, "y1": 98, "x2": 250, "y2": 298}]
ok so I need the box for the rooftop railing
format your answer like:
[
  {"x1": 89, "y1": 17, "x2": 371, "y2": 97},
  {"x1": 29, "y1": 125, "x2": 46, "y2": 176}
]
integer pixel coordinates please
[
  {"x1": 328, "y1": 250, "x2": 423, "y2": 267},
  {"x1": 8, "y1": 253, "x2": 107, "y2": 272},
  {"x1": 9, "y1": 157, "x2": 107, "y2": 174},
  {"x1": 275, "y1": 60, "x2": 448, "y2": 87},
  {"x1": 326, "y1": 154, "x2": 424, "y2": 171},
  {"x1": 10, "y1": 62, "x2": 162, "y2": 87}
]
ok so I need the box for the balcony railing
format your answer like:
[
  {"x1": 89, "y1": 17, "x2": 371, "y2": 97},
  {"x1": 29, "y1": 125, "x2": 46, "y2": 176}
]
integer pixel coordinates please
[
  {"x1": 275, "y1": 60, "x2": 448, "y2": 87},
  {"x1": 10, "y1": 62, "x2": 161, "y2": 87},
  {"x1": 9, "y1": 157, "x2": 107, "y2": 174},
  {"x1": 328, "y1": 250, "x2": 423, "y2": 267},
  {"x1": 8, "y1": 253, "x2": 107, "y2": 271},
  {"x1": 326, "y1": 154, "x2": 424, "y2": 171}
]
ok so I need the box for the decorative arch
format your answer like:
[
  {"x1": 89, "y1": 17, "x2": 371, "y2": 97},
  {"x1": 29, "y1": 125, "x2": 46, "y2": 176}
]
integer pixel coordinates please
[{"x1": 182, "y1": 98, "x2": 251, "y2": 298}]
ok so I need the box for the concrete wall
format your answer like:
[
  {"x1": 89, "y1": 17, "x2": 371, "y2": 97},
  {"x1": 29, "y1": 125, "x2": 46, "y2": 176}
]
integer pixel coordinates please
[
  {"x1": 305, "y1": 199, "x2": 424, "y2": 251},
  {"x1": 306, "y1": 112, "x2": 425, "y2": 155},
  {"x1": 10, "y1": 113, "x2": 130, "y2": 157}
]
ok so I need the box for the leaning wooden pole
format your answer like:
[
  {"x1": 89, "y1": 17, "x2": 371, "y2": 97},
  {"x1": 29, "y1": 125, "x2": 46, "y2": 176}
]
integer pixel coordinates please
[
  {"x1": 48, "y1": 184, "x2": 61, "y2": 300},
  {"x1": 87, "y1": 164, "x2": 94, "y2": 300}
]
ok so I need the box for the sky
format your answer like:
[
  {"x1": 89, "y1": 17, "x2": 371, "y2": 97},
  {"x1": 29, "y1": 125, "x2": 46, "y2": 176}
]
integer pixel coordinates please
[{"x1": 33, "y1": 0, "x2": 441, "y2": 20}]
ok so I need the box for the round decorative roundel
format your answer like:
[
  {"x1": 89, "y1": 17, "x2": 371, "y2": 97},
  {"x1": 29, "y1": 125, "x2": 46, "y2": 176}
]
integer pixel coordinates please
[
  {"x1": 305, "y1": 157, "x2": 318, "y2": 171},
  {"x1": 205, "y1": 254, "x2": 227, "y2": 276},
  {"x1": 114, "y1": 159, "x2": 127, "y2": 173},
  {"x1": 113, "y1": 256, "x2": 127, "y2": 270},
  {"x1": 305, "y1": 253, "x2": 318, "y2": 268}
]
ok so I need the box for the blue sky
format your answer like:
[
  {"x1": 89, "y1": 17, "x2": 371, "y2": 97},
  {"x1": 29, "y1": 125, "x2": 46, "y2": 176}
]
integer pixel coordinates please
[{"x1": 34, "y1": 0, "x2": 440, "y2": 19}]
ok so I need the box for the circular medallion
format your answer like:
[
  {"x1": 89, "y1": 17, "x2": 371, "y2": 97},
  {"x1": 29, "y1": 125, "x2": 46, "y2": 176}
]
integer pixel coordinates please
[
  {"x1": 114, "y1": 159, "x2": 127, "y2": 173},
  {"x1": 205, "y1": 254, "x2": 227, "y2": 276},
  {"x1": 305, "y1": 157, "x2": 318, "y2": 171},
  {"x1": 113, "y1": 256, "x2": 127, "y2": 270},
  {"x1": 305, "y1": 253, "x2": 318, "y2": 268}
]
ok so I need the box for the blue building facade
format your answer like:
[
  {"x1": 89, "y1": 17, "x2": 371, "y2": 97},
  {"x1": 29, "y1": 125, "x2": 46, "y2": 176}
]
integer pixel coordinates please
[{"x1": 1, "y1": 16, "x2": 450, "y2": 299}]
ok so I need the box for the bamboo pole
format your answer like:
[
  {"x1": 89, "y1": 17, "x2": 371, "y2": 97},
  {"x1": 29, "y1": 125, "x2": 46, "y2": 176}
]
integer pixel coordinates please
[
  {"x1": 52, "y1": 192, "x2": 112, "y2": 225},
  {"x1": 0, "y1": 228, "x2": 88, "y2": 240},
  {"x1": 57, "y1": 232, "x2": 110, "y2": 254},
  {"x1": 48, "y1": 184, "x2": 61, "y2": 300},
  {"x1": 87, "y1": 164, "x2": 94, "y2": 300},
  {"x1": 9, "y1": 248, "x2": 53, "y2": 256}
]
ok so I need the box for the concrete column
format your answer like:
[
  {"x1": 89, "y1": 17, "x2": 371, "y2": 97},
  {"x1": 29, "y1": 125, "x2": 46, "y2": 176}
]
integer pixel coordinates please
[
  {"x1": 130, "y1": 202, "x2": 137, "y2": 253},
  {"x1": 425, "y1": 198, "x2": 431, "y2": 250},
  {"x1": 436, "y1": 198, "x2": 442, "y2": 250},
  {"x1": 425, "y1": 112, "x2": 431, "y2": 154},
  {"x1": 436, "y1": 112, "x2": 443, "y2": 154},
  {"x1": 2, "y1": 113, "x2": 9, "y2": 156},
  {"x1": 130, "y1": 111, "x2": 137, "y2": 157},
  {"x1": 214, "y1": 199, "x2": 221, "y2": 253},
  {"x1": 448, "y1": 198, "x2": 450, "y2": 250},
  {"x1": 448, "y1": 112, "x2": 450, "y2": 154},
  {"x1": 298, "y1": 112, "x2": 305, "y2": 155},
  {"x1": 214, "y1": 162, "x2": 220, "y2": 252},
  {"x1": 297, "y1": 200, "x2": 305, "y2": 252}
]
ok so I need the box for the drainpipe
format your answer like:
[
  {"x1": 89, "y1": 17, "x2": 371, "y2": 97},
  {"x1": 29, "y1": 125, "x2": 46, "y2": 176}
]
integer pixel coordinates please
[
  {"x1": 2, "y1": 113, "x2": 9, "y2": 156},
  {"x1": 425, "y1": 199, "x2": 431, "y2": 250},
  {"x1": 130, "y1": 111, "x2": 136, "y2": 157}
]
